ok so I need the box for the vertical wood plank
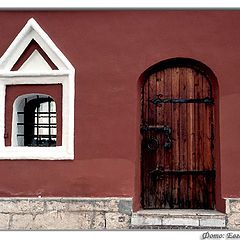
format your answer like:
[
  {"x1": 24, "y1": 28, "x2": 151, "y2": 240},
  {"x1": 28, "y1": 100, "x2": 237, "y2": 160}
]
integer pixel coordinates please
[
  {"x1": 199, "y1": 74, "x2": 205, "y2": 208},
  {"x1": 156, "y1": 69, "x2": 165, "y2": 208},
  {"x1": 148, "y1": 73, "x2": 157, "y2": 126},
  {"x1": 186, "y1": 68, "x2": 194, "y2": 208},
  {"x1": 164, "y1": 68, "x2": 172, "y2": 208},
  {"x1": 147, "y1": 73, "x2": 158, "y2": 208},
  {"x1": 179, "y1": 67, "x2": 188, "y2": 208},
  {"x1": 192, "y1": 70, "x2": 198, "y2": 208},
  {"x1": 195, "y1": 71, "x2": 204, "y2": 208},
  {"x1": 143, "y1": 79, "x2": 149, "y2": 125},
  {"x1": 142, "y1": 78, "x2": 149, "y2": 207},
  {"x1": 203, "y1": 75, "x2": 214, "y2": 208},
  {"x1": 171, "y1": 67, "x2": 180, "y2": 208},
  {"x1": 203, "y1": 75, "x2": 212, "y2": 171}
]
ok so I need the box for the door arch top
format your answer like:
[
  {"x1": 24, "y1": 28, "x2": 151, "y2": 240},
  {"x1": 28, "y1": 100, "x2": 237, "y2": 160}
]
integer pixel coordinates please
[{"x1": 138, "y1": 58, "x2": 218, "y2": 96}]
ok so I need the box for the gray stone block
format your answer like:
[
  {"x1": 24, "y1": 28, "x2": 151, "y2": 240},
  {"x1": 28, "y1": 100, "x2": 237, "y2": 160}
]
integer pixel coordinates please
[
  {"x1": 162, "y1": 217, "x2": 199, "y2": 226},
  {"x1": 200, "y1": 218, "x2": 226, "y2": 227},
  {"x1": 0, "y1": 213, "x2": 10, "y2": 229},
  {"x1": 0, "y1": 200, "x2": 44, "y2": 214},
  {"x1": 45, "y1": 200, "x2": 69, "y2": 212},
  {"x1": 230, "y1": 200, "x2": 240, "y2": 213},
  {"x1": 105, "y1": 212, "x2": 130, "y2": 229},
  {"x1": 10, "y1": 214, "x2": 34, "y2": 230},
  {"x1": 91, "y1": 212, "x2": 105, "y2": 229},
  {"x1": 10, "y1": 212, "x2": 93, "y2": 230},
  {"x1": 68, "y1": 199, "x2": 119, "y2": 212},
  {"x1": 227, "y1": 213, "x2": 240, "y2": 229},
  {"x1": 131, "y1": 216, "x2": 162, "y2": 225},
  {"x1": 118, "y1": 200, "x2": 132, "y2": 216}
]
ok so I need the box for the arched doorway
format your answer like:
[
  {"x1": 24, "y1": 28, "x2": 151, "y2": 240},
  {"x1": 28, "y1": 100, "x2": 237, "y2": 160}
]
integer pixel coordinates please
[{"x1": 141, "y1": 59, "x2": 216, "y2": 209}]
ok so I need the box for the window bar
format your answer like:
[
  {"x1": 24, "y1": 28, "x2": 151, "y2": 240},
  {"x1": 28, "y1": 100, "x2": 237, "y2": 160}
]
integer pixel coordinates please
[
  {"x1": 24, "y1": 98, "x2": 27, "y2": 146},
  {"x1": 48, "y1": 97, "x2": 51, "y2": 146},
  {"x1": 37, "y1": 95, "x2": 39, "y2": 146},
  {"x1": 17, "y1": 123, "x2": 56, "y2": 127}
]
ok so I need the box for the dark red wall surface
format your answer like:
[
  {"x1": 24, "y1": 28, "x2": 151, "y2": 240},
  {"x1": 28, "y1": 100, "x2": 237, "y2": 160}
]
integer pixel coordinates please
[{"x1": 0, "y1": 11, "x2": 239, "y2": 211}]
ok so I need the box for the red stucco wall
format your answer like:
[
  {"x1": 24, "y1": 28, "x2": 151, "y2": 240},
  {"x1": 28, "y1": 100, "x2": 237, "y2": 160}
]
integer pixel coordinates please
[{"x1": 0, "y1": 11, "x2": 239, "y2": 210}]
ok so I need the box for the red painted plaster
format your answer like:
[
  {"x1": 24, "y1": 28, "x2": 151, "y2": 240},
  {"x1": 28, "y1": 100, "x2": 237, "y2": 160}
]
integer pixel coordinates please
[{"x1": 0, "y1": 11, "x2": 239, "y2": 212}]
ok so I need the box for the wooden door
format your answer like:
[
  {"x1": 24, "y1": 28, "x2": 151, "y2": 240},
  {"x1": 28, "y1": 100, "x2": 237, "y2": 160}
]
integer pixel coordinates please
[{"x1": 141, "y1": 66, "x2": 215, "y2": 209}]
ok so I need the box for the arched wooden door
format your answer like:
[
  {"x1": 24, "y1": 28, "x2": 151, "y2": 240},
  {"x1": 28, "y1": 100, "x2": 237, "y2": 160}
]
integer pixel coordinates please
[{"x1": 141, "y1": 66, "x2": 215, "y2": 209}]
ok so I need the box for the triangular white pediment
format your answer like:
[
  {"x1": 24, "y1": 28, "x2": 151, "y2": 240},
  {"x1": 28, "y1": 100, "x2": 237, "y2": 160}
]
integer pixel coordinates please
[
  {"x1": 19, "y1": 50, "x2": 52, "y2": 72},
  {"x1": 0, "y1": 18, "x2": 74, "y2": 72}
]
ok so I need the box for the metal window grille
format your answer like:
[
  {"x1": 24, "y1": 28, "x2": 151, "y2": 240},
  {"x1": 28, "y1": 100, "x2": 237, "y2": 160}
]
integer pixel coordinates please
[{"x1": 17, "y1": 95, "x2": 57, "y2": 146}]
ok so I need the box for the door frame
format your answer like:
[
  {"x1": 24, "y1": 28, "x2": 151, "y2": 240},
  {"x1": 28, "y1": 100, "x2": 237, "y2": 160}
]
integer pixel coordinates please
[{"x1": 133, "y1": 57, "x2": 225, "y2": 213}]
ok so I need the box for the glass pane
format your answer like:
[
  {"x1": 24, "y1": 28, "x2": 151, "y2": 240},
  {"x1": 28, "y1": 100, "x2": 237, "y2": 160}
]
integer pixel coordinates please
[{"x1": 32, "y1": 99, "x2": 57, "y2": 146}]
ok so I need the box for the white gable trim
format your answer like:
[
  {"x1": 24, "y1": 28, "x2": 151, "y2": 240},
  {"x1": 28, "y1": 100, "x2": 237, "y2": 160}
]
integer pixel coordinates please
[
  {"x1": 0, "y1": 18, "x2": 74, "y2": 71},
  {"x1": 0, "y1": 18, "x2": 75, "y2": 160}
]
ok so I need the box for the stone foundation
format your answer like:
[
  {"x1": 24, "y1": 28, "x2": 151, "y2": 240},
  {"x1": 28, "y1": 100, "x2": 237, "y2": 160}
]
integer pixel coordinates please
[
  {"x1": 1, "y1": 197, "x2": 240, "y2": 230},
  {"x1": 226, "y1": 198, "x2": 240, "y2": 229},
  {"x1": 0, "y1": 198, "x2": 132, "y2": 230}
]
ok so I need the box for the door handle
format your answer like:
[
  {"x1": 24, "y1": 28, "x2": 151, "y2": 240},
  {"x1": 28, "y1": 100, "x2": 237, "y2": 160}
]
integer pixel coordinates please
[
  {"x1": 163, "y1": 126, "x2": 172, "y2": 149},
  {"x1": 141, "y1": 125, "x2": 172, "y2": 149},
  {"x1": 147, "y1": 137, "x2": 159, "y2": 151},
  {"x1": 164, "y1": 138, "x2": 172, "y2": 148}
]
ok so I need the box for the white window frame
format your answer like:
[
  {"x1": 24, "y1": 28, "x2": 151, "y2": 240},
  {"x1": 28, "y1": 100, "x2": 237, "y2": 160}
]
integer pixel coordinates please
[{"x1": 0, "y1": 18, "x2": 75, "y2": 160}]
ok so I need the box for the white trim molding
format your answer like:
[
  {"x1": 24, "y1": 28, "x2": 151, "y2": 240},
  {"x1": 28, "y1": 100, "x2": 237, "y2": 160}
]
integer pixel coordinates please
[{"x1": 0, "y1": 18, "x2": 75, "y2": 160}]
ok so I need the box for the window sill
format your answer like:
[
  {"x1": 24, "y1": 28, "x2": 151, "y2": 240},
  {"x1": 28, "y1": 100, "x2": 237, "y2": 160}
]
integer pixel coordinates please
[{"x1": 0, "y1": 146, "x2": 73, "y2": 160}]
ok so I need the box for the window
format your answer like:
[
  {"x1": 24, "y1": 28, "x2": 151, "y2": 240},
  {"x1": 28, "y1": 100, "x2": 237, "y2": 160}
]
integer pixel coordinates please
[
  {"x1": 16, "y1": 94, "x2": 57, "y2": 147},
  {"x1": 0, "y1": 18, "x2": 75, "y2": 160}
]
